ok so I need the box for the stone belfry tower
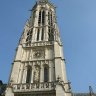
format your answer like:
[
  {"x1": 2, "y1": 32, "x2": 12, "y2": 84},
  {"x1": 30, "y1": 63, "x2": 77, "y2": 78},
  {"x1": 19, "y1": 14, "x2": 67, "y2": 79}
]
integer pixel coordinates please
[{"x1": 5, "y1": 0, "x2": 72, "y2": 96}]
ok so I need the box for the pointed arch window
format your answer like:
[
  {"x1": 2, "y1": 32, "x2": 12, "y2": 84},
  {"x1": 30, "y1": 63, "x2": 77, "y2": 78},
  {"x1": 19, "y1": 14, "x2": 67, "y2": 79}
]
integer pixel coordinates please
[
  {"x1": 26, "y1": 66, "x2": 32, "y2": 83},
  {"x1": 41, "y1": 28, "x2": 44, "y2": 40},
  {"x1": 42, "y1": 11, "x2": 45, "y2": 25},
  {"x1": 48, "y1": 27, "x2": 54, "y2": 41},
  {"x1": 37, "y1": 29, "x2": 40, "y2": 41},
  {"x1": 48, "y1": 11, "x2": 53, "y2": 26},
  {"x1": 48, "y1": 12, "x2": 50, "y2": 25},
  {"x1": 38, "y1": 11, "x2": 41, "y2": 25},
  {"x1": 51, "y1": 12, "x2": 53, "y2": 26},
  {"x1": 44, "y1": 66, "x2": 49, "y2": 82}
]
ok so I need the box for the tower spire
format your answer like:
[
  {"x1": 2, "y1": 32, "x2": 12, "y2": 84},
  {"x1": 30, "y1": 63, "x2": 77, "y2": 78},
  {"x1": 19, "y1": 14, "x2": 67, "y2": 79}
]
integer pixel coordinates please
[{"x1": 37, "y1": 0, "x2": 48, "y2": 3}]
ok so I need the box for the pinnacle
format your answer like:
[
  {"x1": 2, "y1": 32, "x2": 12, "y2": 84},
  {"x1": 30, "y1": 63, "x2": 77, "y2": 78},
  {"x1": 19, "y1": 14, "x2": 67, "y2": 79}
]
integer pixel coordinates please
[{"x1": 38, "y1": 0, "x2": 48, "y2": 3}]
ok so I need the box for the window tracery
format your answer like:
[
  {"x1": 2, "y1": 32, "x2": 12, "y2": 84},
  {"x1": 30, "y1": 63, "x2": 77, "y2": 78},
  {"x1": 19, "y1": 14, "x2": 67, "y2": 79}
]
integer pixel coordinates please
[
  {"x1": 48, "y1": 11, "x2": 53, "y2": 26},
  {"x1": 38, "y1": 10, "x2": 45, "y2": 25},
  {"x1": 26, "y1": 29, "x2": 33, "y2": 46}
]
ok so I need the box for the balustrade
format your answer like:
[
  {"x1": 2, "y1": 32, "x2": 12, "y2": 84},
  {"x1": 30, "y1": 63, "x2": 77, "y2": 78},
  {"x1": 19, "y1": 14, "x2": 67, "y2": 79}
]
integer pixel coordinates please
[
  {"x1": 13, "y1": 82, "x2": 55, "y2": 92},
  {"x1": 22, "y1": 41, "x2": 53, "y2": 48}
]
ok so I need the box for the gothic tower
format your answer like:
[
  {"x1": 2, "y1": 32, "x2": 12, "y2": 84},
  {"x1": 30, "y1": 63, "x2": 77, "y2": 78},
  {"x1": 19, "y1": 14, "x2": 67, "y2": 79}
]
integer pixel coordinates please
[{"x1": 5, "y1": 0, "x2": 72, "y2": 96}]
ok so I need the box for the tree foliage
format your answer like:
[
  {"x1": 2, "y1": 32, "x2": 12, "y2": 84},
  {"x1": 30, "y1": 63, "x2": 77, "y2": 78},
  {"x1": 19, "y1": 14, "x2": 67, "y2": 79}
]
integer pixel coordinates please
[{"x1": 0, "y1": 80, "x2": 7, "y2": 96}]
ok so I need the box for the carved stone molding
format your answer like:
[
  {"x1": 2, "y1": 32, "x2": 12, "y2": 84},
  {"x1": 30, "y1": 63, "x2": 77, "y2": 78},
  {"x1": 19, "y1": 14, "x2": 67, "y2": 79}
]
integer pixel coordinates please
[
  {"x1": 33, "y1": 50, "x2": 44, "y2": 58},
  {"x1": 33, "y1": 65, "x2": 40, "y2": 83}
]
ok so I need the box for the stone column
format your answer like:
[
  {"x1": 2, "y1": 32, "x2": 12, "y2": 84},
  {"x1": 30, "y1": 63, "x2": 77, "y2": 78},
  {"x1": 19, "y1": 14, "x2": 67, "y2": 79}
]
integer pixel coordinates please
[
  {"x1": 31, "y1": 65, "x2": 34, "y2": 83},
  {"x1": 22, "y1": 64, "x2": 27, "y2": 83},
  {"x1": 51, "y1": 62, "x2": 55, "y2": 82},
  {"x1": 45, "y1": 10, "x2": 49, "y2": 41},
  {"x1": 39, "y1": 27, "x2": 42, "y2": 41},
  {"x1": 32, "y1": 27, "x2": 36, "y2": 42},
  {"x1": 49, "y1": 62, "x2": 52, "y2": 82},
  {"x1": 40, "y1": 64, "x2": 44, "y2": 82},
  {"x1": 17, "y1": 63, "x2": 22, "y2": 83},
  {"x1": 5, "y1": 87, "x2": 14, "y2": 96},
  {"x1": 33, "y1": 7, "x2": 40, "y2": 42},
  {"x1": 20, "y1": 64, "x2": 24, "y2": 83}
]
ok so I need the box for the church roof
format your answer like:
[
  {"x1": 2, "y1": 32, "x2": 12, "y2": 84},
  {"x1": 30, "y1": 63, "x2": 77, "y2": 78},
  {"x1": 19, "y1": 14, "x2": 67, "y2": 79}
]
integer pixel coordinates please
[{"x1": 73, "y1": 93, "x2": 96, "y2": 96}]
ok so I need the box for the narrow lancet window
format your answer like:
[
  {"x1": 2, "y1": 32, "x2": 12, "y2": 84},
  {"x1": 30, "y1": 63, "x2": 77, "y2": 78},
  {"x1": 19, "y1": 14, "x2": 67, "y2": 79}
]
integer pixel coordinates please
[
  {"x1": 51, "y1": 12, "x2": 53, "y2": 26},
  {"x1": 38, "y1": 11, "x2": 41, "y2": 25},
  {"x1": 37, "y1": 29, "x2": 40, "y2": 41},
  {"x1": 41, "y1": 28, "x2": 44, "y2": 40},
  {"x1": 26, "y1": 66, "x2": 32, "y2": 83},
  {"x1": 44, "y1": 66, "x2": 49, "y2": 82},
  {"x1": 48, "y1": 27, "x2": 54, "y2": 41},
  {"x1": 48, "y1": 12, "x2": 50, "y2": 25},
  {"x1": 42, "y1": 11, "x2": 45, "y2": 25}
]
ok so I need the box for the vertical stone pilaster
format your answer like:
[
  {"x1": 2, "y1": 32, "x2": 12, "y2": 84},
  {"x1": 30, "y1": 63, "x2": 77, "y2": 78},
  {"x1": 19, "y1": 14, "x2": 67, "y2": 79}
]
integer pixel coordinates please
[
  {"x1": 22, "y1": 69, "x2": 26, "y2": 83},
  {"x1": 49, "y1": 62, "x2": 52, "y2": 82},
  {"x1": 20, "y1": 64, "x2": 24, "y2": 83},
  {"x1": 40, "y1": 63, "x2": 44, "y2": 82},
  {"x1": 39, "y1": 27, "x2": 42, "y2": 41},
  {"x1": 45, "y1": 10, "x2": 49, "y2": 41},
  {"x1": 17, "y1": 63, "x2": 22, "y2": 83},
  {"x1": 5, "y1": 87, "x2": 14, "y2": 96},
  {"x1": 32, "y1": 27, "x2": 36, "y2": 42},
  {"x1": 33, "y1": 8, "x2": 40, "y2": 42},
  {"x1": 22, "y1": 64, "x2": 27, "y2": 83},
  {"x1": 34, "y1": 7, "x2": 39, "y2": 27},
  {"x1": 31, "y1": 66, "x2": 33, "y2": 83},
  {"x1": 56, "y1": 85, "x2": 65, "y2": 96}
]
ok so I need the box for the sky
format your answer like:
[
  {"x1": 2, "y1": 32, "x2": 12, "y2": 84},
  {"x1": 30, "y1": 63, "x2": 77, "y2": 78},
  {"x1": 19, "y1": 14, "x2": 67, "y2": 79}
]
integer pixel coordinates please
[{"x1": 0, "y1": 0, "x2": 96, "y2": 93}]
